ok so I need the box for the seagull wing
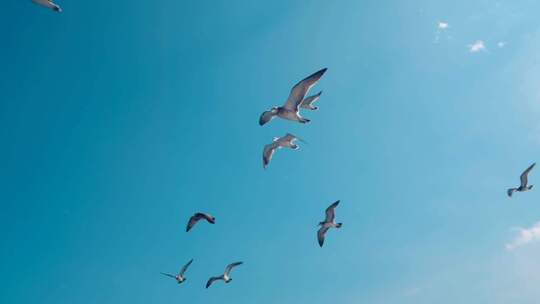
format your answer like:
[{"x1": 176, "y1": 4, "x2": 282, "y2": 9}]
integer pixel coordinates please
[
  {"x1": 179, "y1": 259, "x2": 193, "y2": 276},
  {"x1": 206, "y1": 276, "x2": 223, "y2": 289},
  {"x1": 186, "y1": 214, "x2": 203, "y2": 232},
  {"x1": 283, "y1": 68, "x2": 327, "y2": 111},
  {"x1": 317, "y1": 226, "x2": 330, "y2": 247},
  {"x1": 263, "y1": 142, "x2": 279, "y2": 168},
  {"x1": 32, "y1": 0, "x2": 61, "y2": 11},
  {"x1": 520, "y1": 163, "x2": 536, "y2": 187},
  {"x1": 325, "y1": 200, "x2": 340, "y2": 222},
  {"x1": 224, "y1": 262, "x2": 243, "y2": 276},
  {"x1": 300, "y1": 91, "x2": 322, "y2": 108},
  {"x1": 160, "y1": 272, "x2": 177, "y2": 279},
  {"x1": 197, "y1": 213, "x2": 215, "y2": 224},
  {"x1": 507, "y1": 188, "x2": 516, "y2": 197},
  {"x1": 259, "y1": 110, "x2": 276, "y2": 126}
]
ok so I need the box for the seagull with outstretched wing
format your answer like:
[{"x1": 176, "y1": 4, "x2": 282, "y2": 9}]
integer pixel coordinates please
[
  {"x1": 32, "y1": 0, "x2": 62, "y2": 12},
  {"x1": 259, "y1": 68, "x2": 327, "y2": 126},
  {"x1": 262, "y1": 133, "x2": 304, "y2": 169},
  {"x1": 160, "y1": 259, "x2": 194, "y2": 284},
  {"x1": 186, "y1": 213, "x2": 215, "y2": 232},
  {"x1": 508, "y1": 163, "x2": 536, "y2": 197},
  {"x1": 205, "y1": 262, "x2": 243, "y2": 288},
  {"x1": 317, "y1": 200, "x2": 342, "y2": 247}
]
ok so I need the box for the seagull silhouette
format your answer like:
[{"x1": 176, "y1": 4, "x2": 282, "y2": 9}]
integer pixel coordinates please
[
  {"x1": 317, "y1": 200, "x2": 342, "y2": 247},
  {"x1": 160, "y1": 259, "x2": 194, "y2": 284},
  {"x1": 205, "y1": 262, "x2": 243, "y2": 288},
  {"x1": 259, "y1": 68, "x2": 327, "y2": 126},
  {"x1": 262, "y1": 133, "x2": 304, "y2": 169},
  {"x1": 186, "y1": 213, "x2": 215, "y2": 232},
  {"x1": 508, "y1": 163, "x2": 536, "y2": 197}
]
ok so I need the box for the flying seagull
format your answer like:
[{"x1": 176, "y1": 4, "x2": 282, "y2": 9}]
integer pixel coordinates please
[
  {"x1": 32, "y1": 0, "x2": 62, "y2": 12},
  {"x1": 186, "y1": 213, "x2": 215, "y2": 232},
  {"x1": 205, "y1": 262, "x2": 243, "y2": 288},
  {"x1": 160, "y1": 259, "x2": 194, "y2": 284},
  {"x1": 259, "y1": 68, "x2": 327, "y2": 126},
  {"x1": 317, "y1": 200, "x2": 342, "y2": 247},
  {"x1": 300, "y1": 91, "x2": 323, "y2": 110},
  {"x1": 508, "y1": 163, "x2": 536, "y2": 197},
  {"x1": 263, "y1": 133, "x2": 303, "y2": 169}
]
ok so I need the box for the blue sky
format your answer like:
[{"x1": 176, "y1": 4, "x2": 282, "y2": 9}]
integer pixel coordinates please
[{"x1": 3, "y1": 0, "x2": 540, "y2": 303}]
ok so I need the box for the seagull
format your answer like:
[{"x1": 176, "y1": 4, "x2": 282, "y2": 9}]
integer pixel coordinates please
[
  {"x1": 263, "y1": 133, "x2": 304, "y2": 169},
  {"x1": 300, "y1": 91, "x2": 323, "y2": 110},
  {"x1": 317, "y1": 200, "x2": 342, "y2": 247},
  {"x1": 508, "y1": 163, "x2": 536, "y2": 197},
  {"x1": 205, "y1": 262, "x2": 243, "y2": 288},
  {"x1": 32, "y1": 0, "x2": 62, "y2": 12},
  {"x1": 259, "y1": 68, "x2": 327, "y2": 126},
  {"x1": 186, "y1": 213, "x2": 215, "y2": 232},
  {"x1": 160, "y1": 259, "x2": 194, "y2": 284}
]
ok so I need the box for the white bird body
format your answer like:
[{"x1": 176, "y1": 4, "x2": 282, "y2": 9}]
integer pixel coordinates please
[
  {"x1": 32, "y1": 0, "x2": 62, "y2": 12},
  {"x1": 259, "y1": 68, "x2": 327, "y2": 126}
]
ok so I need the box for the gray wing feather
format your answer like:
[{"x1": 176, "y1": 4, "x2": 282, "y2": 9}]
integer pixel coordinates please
[
  {"x1": 160, "y1": 272, "x2": 176, "y2": 279},
  {"x1": 225, "y1": 262, "x2": 243, "y2": 276},
  {"x1": 317, "y1": 226, "x2": 329, "y2": 247},
  {"x1": 283, "y1": 68, "x2": 327, "y2": 111},
  {"x1": 32, "y1": 0, "x2": 61, "y2": 11},
  {"x1": 206, "y1": 276, "x2": 222, "y2": 288},
  {"x1": 259, "y1": 110, "x2": 276, "y2": 126},
  {"x1": 180, "y1": 259, "x2": 193, "y2": 275},
  {"x1": 325, "y1": 200, "x2": 340, "y2": 222},
  {"x1": 300, "y1": 91, "x2": 322, "y2": 109},
  {"x1": 520, "y1": 163, "x2": 536, "y2": 187},
  {"x1": 507, "y1": 188, "x2": 516, "y2": 197},
  {"x1": 263, "y1": 142, "x2": 279, "y2": 168}
]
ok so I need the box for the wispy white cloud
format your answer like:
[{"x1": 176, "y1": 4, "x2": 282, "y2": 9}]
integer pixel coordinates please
[
  {"x1": 438, "y1": 21, "x2": 449, "y2": 29},
  {"x1": 506, "y1": 221, "x2": 540, "y2": 251},
  {"x1": 468, "y1": 40, "x2": 486, "y2": 53},
  {"x1": 434, "y1": 21, "x2": 450, "y2": 43}
]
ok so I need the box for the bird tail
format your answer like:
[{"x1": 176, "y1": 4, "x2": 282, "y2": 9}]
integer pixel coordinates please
[
  {"x1": 336, "y1": 223, "x2": 343, "y2": 228},
  {"x1": 529, "y1": 185, "x2": 534, "y2": 190}
]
